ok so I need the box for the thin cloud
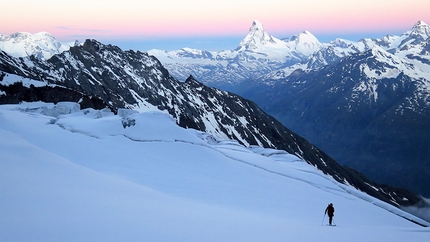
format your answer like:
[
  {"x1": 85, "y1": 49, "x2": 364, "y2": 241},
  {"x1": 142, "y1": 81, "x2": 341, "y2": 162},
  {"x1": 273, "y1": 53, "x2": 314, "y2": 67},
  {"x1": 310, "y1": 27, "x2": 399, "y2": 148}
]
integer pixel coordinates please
[{"x1": 54, "y1": 26, "x2": 111, "y2": 33}]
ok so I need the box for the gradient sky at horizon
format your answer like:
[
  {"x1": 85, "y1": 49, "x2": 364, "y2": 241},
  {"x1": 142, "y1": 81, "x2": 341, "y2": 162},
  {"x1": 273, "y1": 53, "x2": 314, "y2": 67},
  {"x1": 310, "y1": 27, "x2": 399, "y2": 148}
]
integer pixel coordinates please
[{"x1": 2, "y1": 0, "x2": 430, "y2": 51}]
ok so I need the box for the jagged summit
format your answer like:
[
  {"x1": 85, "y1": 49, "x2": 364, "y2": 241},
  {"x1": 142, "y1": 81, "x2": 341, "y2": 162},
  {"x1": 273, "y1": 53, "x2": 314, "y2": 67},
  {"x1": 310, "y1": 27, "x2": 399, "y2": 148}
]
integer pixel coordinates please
[
  {"x1": 237, "y1": 20, "x2": 282, "y2": 50},
  {"x1": 401, "y1": 20, "x2": 430, "y2": 38},
  {"x1": 409, "y1": 20, "x2": 430, "y2": 37},
  {"x1": 250, "y1": 20, "x2": 265, "y2": 31},
  {"x1": 414, "y1": 20, "x2": 428, "y2": 27},
  {"x1": 394, "y1": 20, "x2": 430, "y2": 49}
]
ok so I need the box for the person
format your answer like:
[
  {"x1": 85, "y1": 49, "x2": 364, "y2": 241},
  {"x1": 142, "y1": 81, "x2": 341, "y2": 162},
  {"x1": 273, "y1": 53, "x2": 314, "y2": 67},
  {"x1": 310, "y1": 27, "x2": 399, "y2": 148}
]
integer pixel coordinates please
[{"x1": 325, "y1": 203, "x2": 335, "y2": 225}]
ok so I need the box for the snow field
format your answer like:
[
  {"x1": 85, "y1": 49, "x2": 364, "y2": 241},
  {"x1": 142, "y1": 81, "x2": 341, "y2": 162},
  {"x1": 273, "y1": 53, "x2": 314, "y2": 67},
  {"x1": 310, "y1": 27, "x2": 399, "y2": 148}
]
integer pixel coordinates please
[{"x1": 0, "y1": 102, "x2": 429, "y2": 242}]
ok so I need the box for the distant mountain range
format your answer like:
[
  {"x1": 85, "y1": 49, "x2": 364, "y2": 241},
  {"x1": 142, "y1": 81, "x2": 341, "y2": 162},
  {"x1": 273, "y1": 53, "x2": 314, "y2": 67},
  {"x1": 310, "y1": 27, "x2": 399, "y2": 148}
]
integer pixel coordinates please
[
  {"x1": 147, "y1": 20, "x2": 430, "y2": 87},
  {"x1": 147, "y1": 20, "x2": 430, "y2": 197},
  {"x1": 0, "y1": 32, "x2": 79, "y2": 60},
  {"x1": 0, "y1": 33, "x2": 427, "y2": 215},
  {"x1": 147, "y1": 20, "x2": 324, "y2": 88}
]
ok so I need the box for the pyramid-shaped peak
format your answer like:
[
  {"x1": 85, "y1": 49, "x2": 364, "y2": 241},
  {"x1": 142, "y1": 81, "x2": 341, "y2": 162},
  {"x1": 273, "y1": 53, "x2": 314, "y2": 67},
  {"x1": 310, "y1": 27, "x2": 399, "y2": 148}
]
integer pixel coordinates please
[
  {"x1": 250, "y1": 20, "x2": 265, "y2": 30},
  {"x1": 238, "y1": 20, "x2": 282, "y2": 50},
  {"x1": 408, "y1": 20, "x2": 430, "y2": 38},
  {"x1": 246, "y1": 20, "x2": 268, "y2": 38},
  {"x1": 415, "y1": 20, "x2": 428, "y2": 26},
  {"x1": 411, "y1": 20, "x2": 429, "y2": 32}
]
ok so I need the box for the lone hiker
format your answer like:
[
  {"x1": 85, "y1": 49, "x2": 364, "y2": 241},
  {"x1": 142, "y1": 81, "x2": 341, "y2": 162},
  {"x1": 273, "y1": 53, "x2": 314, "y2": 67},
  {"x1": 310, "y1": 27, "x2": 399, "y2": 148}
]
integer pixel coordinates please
[{"x1": 325, "y1": 203, "x2": 335, "y2": 225}]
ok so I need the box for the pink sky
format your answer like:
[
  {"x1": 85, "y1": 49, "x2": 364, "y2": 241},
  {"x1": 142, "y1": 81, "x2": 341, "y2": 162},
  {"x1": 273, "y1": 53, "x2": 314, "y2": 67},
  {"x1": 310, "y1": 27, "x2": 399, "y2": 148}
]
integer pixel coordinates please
[{"x1": 1, "y1": 0, "x2": 430, "y2": 50}]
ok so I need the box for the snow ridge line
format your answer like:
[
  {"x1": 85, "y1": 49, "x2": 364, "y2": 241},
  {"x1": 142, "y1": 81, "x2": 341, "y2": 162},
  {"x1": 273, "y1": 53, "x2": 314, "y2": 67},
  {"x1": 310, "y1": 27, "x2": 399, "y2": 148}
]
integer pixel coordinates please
[
  {"x1": 124, "y1": 132, "x2": 347, "y2": 197},
  {"x1": 123, "y1": 130, "x2": 345, "y2": 196},
  {"x1": 210, "y1": 146, "x2": 347, "y2": 196}
]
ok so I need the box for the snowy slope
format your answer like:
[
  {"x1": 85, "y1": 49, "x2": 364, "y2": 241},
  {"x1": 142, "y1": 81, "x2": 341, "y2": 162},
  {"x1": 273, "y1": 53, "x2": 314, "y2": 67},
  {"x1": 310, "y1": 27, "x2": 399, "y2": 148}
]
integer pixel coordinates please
[
  {"x1": 0, "y1": 32, "x2": 78, "y2": 60},
  {"x1": 1, "y1": 102, "x2": 429, "y2": 242}
]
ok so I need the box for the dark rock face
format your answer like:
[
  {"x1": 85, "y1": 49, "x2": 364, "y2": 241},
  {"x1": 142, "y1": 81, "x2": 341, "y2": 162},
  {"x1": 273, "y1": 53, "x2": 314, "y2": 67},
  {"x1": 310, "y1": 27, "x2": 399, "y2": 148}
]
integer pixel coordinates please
[
  {"x1": 0, "y1": 80, "x2": 109, "y2": 110},
  {"x1": 0, "y1": 40, "x2": 426, "y2": 211},
  {"x1": 240, "y1": 49, "x2": 430, "y2": 197}
]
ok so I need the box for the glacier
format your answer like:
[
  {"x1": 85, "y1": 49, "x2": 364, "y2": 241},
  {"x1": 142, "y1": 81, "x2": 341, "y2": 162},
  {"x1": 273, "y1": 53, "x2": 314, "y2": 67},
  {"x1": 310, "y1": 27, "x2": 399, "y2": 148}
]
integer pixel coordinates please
[{"x1": 0, "y1": 101, "x2": 429, "y2": 241}]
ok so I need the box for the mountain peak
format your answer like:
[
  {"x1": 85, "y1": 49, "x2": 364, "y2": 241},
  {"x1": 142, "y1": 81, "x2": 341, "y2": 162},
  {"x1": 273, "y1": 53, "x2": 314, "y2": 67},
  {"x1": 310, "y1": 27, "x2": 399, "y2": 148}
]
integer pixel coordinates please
[
  {"x1": 287, "y1": 30, "x2": 322, "y2": 55},
  {"x1": 250, "y1": 20, "x2": 264, "y2": 31},
  {"x1": 6, "y1": 31, "x2": 56, "y2": 42},
  {"x1": 415, "y1": 20, "x2": 428, "y2": 27},
  {"x1": 0, "y1": 31, "x2": 76, "y2": 60},
  {"x1": 291, "y1": 30, "x2": 319, "y2": 41},
  {"x1": 238, "y1": 20, "x2": 280, "y2": 50},
  {"x1": 406, "y1": 20, "x2": 430, "y2": 39}
]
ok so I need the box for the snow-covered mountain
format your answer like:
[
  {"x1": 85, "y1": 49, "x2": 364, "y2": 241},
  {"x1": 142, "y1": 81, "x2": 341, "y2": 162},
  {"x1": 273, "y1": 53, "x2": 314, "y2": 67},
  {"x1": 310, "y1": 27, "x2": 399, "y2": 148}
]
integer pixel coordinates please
[
  {"x1": 149, "y1": 20, "x2": 430, "y2": 88},
  {"x1": 364, "y1": 20, "x2": 430, "y2": 54},
  {"x1": 1, "y1": 38, "x2": 427, "y2": 212},
  {"x1": 243, "y1": 22, "x2": 430, "y2": 197},
  {"x1": 148, "y1": 20, "x2": 430, "y2": 198},
  {"x1": 237, "y1": 20, "x2": 280, "y2": 49},
  {"x1": 1, "y1": 101, "x2": 429, "y2": 241},
  {"x1": 264, "y1": 20, "x2": 430, "y2": 80},
  {"x1": 0, "y1": 32, "x2": 79, "y2": 60},
  {"x1": 147, "y1": 20, "x2": 323, "y2": 87}
]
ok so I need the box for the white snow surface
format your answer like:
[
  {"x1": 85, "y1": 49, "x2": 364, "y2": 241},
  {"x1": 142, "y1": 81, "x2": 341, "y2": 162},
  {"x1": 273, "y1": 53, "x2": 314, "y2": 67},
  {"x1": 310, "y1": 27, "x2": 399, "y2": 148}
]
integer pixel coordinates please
[
  {"x1": 0, "y1": 32, "x2": 77, "y2": 60},
  {"x1": 0, "y1": 72, "x2": 50, "y2": 88},
  {"x1": 1, "y1": 102, "x2": 429, "y2": 242}
]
